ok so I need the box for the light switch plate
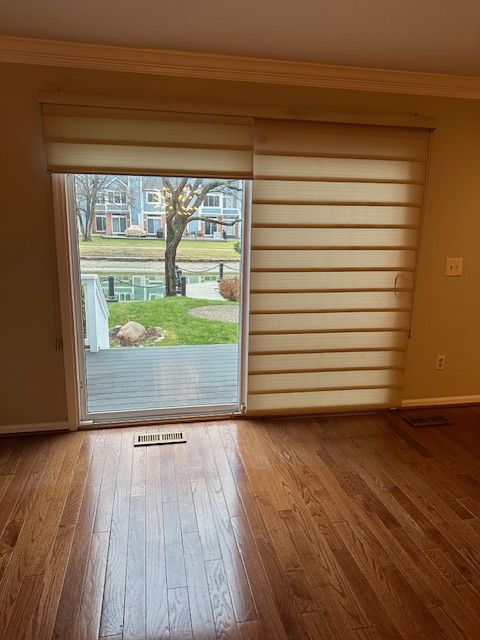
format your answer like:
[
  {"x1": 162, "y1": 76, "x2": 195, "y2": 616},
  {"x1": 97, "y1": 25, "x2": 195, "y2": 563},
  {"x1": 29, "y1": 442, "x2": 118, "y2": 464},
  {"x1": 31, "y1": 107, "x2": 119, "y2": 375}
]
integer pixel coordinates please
[{"x1": 446, "y1": 257, "x2": 463, "y2": 276}]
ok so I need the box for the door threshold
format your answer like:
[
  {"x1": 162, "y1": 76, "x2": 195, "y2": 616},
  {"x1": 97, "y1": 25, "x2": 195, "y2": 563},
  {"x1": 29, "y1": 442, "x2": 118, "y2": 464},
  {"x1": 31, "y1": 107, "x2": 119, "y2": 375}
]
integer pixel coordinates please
[{"x1": 80, "y1": 405, "x2": 243, "y2": 429}]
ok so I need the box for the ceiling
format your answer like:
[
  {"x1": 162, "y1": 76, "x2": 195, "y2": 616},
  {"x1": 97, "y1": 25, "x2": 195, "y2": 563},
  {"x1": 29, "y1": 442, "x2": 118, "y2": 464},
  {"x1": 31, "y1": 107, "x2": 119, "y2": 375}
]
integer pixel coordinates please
[{"x1": 2, "y1": 0, "x2": 480, "y2": 76}]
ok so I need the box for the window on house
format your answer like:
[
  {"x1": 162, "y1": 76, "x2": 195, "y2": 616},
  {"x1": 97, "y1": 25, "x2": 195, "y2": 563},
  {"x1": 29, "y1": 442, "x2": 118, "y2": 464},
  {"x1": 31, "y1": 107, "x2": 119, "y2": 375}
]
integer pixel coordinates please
[
  {"x1": 146, "y1": 191, "x2": 161, "y2": 204},
  {"x1": 108, "y1": 191, "x2": 127, "y2": 204},
  {"x1": 223, "y1": 194, "x2": 236, "y2": 209},
  {"x1": 146, "y1": 217, "x2": 162, "y2": 235},
  {"x1": 204, "y1": 194, "x2": 220, "y2": 207},
  {"x1": 95, "y1": 215, "x2": 106, "y2": 232},
  {"x1": 112, "y1": 216, "x2": 127, "y2": 234},
  {"x1": 222, "y1": 212, "x2": 238, "y2": 237},
  {"x1": 205, "y1": 219, "x2": 218, "y2": 235},
  {"x1": 96, "y1": 193, "x2": 107, "y2": 204}
]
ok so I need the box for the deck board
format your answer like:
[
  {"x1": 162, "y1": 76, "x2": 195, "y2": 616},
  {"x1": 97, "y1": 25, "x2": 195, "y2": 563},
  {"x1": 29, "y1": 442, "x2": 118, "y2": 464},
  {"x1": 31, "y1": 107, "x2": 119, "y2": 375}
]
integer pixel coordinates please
[{"x1": 85, "y1": 344, "x2": 239, "y2": 413}]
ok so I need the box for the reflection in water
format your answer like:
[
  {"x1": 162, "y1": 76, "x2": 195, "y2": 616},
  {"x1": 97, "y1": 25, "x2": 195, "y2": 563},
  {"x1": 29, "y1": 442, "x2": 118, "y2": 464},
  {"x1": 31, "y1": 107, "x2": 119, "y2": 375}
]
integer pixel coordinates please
[{"x1": 93, "y1": 272, "x2": 220, "y2": 302}]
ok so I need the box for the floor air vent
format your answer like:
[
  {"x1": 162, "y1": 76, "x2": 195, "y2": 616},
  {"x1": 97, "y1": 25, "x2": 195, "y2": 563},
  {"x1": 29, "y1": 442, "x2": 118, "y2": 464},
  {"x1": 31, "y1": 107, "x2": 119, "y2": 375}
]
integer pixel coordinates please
[
  {"x1": 134, "y1": 432, "x2": 186, "y2": 446},
  {"x1": 403, "y1": 415, "x2": 453, "y2": 428}
]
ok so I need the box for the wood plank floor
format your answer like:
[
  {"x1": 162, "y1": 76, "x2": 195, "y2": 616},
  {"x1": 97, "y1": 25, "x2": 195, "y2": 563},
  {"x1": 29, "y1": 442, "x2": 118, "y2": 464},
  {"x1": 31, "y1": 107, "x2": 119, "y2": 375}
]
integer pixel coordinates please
[
  {"x1": 85, "y1": 344, "x2": 238, "y2": 413},
  {"x1": 1, "y1": 406, "x2": 480, "y2": 638}
]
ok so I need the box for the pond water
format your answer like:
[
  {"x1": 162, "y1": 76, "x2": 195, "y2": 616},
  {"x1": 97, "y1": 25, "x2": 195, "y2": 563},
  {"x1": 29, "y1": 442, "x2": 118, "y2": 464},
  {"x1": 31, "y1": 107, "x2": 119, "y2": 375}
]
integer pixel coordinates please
[{"x1": 96, "y1": 272, "x2": 220, "y2": 301}]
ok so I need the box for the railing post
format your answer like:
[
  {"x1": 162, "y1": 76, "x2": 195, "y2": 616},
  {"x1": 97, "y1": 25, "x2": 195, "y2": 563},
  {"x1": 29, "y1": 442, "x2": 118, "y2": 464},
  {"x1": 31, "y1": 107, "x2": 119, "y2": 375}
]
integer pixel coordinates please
[
  {"x1": 106, "y1": 275, "x2": 118, "y2": 302},
  {"x1": 81, "y1": 274, "x2": 110, "y2": 352},
  {"x1": 176, "y1": 267, "x2": 182, "y2": 295}
]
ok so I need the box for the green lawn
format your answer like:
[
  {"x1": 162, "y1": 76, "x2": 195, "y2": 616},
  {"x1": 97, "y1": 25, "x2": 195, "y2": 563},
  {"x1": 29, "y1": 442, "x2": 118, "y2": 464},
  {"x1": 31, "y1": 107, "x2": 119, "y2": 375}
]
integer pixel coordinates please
[
  {"x1": 108, "y1": 296, "x2": 238, "y2": 346},
  {"x1": 80, "y1": 236, "x2": 240, "y2": 261}
]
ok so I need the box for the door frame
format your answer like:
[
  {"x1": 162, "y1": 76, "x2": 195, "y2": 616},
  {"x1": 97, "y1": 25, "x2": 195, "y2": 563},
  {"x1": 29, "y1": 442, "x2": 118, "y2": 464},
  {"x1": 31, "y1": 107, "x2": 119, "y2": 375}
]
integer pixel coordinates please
[
  {"x1": 52, "y1": 174, "x2": 251, "y2": 428},
  {"x1": 51, "y1": 173, "x2": 83, "y2": 430}
]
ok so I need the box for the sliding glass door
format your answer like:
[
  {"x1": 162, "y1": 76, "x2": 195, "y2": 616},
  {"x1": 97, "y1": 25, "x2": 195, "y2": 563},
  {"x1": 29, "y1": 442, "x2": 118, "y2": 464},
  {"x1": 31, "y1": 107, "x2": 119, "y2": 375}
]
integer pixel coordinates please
[
  {"x1": 45, "y1": 100, "x2": 431, "y2": 423},
  {"x1": 66, "y1": 173, "x2": 249, "y2": 423}
]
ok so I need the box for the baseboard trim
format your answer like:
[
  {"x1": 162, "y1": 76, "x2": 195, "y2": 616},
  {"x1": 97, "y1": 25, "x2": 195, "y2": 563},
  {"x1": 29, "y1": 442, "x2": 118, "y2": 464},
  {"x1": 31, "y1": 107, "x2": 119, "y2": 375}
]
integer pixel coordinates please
[
  {"x1": 401, "y1": 395, "x2": 480, "y2": 408},
  {"x1": 0, "y1": 421, "x2": 69, "y2": 436}
]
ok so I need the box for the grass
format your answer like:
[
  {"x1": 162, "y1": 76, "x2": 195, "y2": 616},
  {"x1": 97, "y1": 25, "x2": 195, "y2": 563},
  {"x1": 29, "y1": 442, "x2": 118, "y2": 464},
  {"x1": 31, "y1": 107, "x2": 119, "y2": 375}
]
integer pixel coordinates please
[
  {"x1": 80, "y1": 236, "x2": 240, "y2": 261},
  {"x1": 108, "y1": 296, "x2": 238, "y2": 346}
]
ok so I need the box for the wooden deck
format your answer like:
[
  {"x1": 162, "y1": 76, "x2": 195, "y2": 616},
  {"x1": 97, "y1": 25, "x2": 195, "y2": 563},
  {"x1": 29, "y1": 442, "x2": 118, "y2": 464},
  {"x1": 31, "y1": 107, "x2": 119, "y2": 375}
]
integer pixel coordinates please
[{"x1": 85, "y1": 344, "x2": 238, "y2": 413}]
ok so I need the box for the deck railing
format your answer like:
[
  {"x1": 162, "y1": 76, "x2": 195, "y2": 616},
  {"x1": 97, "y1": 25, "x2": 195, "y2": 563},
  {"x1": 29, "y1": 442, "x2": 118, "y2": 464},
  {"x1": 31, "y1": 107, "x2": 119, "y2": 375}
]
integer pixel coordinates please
[{"x1": 81, "y1": 274, "x2": 110, "y2": 352}]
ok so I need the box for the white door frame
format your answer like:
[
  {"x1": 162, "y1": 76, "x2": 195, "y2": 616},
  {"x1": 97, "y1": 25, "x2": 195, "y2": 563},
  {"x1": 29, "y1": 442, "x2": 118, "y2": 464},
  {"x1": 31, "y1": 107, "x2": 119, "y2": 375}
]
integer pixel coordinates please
[
  {"x1": 52, "y1": 174, "x2": 251, "y2": 428},
  {"x1": 51, "y1": 174, "x2": 83, "y2": 430}
]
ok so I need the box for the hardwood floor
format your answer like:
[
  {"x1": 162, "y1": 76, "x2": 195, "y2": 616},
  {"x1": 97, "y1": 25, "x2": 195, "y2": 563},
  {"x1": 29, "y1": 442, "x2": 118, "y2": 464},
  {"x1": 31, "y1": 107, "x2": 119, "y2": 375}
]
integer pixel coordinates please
[{"x1": 1, "y1": 406, "x2": 480, "y2": 638}]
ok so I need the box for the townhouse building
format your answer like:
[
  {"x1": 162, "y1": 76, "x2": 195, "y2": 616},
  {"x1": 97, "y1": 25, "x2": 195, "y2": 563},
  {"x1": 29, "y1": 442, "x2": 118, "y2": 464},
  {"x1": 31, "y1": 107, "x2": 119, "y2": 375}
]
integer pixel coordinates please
[{"x1": 90, "y1": 176, "x2": 242, "y2": 239}]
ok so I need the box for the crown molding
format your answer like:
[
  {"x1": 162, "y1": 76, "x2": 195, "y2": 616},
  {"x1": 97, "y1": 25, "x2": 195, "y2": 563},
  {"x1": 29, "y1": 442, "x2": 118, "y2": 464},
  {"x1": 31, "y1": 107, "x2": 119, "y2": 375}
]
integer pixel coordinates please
[{"x1": 1, "y1": 35, "x2": 480, "y2": 99}]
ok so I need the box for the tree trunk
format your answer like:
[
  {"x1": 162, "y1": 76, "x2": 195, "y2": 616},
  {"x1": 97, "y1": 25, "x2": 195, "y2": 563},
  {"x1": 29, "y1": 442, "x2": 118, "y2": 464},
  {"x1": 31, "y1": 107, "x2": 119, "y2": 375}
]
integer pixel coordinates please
[
  {"x1": 78, "y1": 214, "x2": 90, "y2": 242},
  {"x1": 85, "y1": 216, "x2": 93, "y2": 242},
  {"x1": 164, "y1": 239, "x2": 178, "y2": 296},
  {"x1": 165, "y1": 215, "x2": 186, "y2": 296},
  {"x1": 80, "y1": 223, "x2": 92, "y2": 241}
]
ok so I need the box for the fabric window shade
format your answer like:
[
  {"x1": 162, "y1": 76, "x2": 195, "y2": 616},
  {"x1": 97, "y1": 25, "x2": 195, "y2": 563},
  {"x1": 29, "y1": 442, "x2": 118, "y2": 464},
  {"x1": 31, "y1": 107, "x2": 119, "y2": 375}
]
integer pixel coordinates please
[
  {"x1": 248, "y1": 118, "x2": 431, "y2": 415},
  {"x1": 41, "y1": 105, "x2": 254, "y2": 178}
]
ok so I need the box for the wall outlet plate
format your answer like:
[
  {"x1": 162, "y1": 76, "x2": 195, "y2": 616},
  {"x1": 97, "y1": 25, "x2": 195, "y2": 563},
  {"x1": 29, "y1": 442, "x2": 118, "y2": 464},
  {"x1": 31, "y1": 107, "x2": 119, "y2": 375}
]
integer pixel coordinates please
[{"x1": 446, "y1": 257, "x2": 463, "y2": 276}]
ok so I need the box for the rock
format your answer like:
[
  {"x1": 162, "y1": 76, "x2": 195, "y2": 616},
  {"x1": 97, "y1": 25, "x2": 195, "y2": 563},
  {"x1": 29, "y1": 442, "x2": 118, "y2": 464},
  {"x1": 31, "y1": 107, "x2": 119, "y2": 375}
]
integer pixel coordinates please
[
  {"x1": 125, "y1": 224, "x2": 146, "y2": 237},
  {"x1": 153, "y1": 326, "x2": 165, "y2": 336},
  {"x1": 153, "y1": 336, "x2": 165, "y2": 343},
  {"x1": 117, "y1": 321, "x2": 147, "y2": 344},
  {"x1": 110, "y1": 325, "x2": 123, "y2": 336}
]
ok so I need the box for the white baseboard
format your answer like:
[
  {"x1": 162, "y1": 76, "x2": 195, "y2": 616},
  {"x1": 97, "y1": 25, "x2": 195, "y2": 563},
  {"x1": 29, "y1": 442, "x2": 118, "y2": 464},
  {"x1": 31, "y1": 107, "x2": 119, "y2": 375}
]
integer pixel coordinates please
[
  {"x1": 401, "y1": 395, "x2": 480, "y2": 408},
  {"x1": 0, "y1": 421, "x2": 69, "y2": 435}
]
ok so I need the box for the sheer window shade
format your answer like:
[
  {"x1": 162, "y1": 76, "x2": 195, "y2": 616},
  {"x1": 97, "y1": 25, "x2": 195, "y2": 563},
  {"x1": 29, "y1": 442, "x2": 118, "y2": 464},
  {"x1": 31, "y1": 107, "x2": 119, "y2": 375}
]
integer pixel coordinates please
[
  {"x1": 248, "y1": 119, "x2": 431, "y2": 415},
  {"x1": 41, "y1": 105, "x2": 254, "y2": 178}
]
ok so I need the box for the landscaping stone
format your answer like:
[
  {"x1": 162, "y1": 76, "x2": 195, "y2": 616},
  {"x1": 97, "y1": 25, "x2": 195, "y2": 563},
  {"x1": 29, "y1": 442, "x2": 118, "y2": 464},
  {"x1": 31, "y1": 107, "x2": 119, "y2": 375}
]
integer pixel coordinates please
[
  {"x1": 117, "y1": 321, "x2": 147, "y2": 344},
  {"x1": 110, "y1": 325, "x2": 123, "y2": 336}
]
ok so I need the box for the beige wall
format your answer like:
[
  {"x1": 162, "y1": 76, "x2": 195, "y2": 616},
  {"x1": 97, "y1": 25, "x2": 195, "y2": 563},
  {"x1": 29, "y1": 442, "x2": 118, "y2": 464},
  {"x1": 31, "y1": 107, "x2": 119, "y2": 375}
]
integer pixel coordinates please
[{"x1": 0, "y1": 62, "x2": 479, "y2": 427}]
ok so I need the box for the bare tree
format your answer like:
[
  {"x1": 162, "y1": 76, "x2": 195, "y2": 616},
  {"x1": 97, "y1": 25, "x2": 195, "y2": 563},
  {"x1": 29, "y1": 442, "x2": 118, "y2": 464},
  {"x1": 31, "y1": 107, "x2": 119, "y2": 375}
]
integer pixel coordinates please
[
  {"x1": 145, "y1": 177, "x2": 241, "y2": 296},
  {"x1": 74, "y1": 174, "x2": 111, "y2": 242}
]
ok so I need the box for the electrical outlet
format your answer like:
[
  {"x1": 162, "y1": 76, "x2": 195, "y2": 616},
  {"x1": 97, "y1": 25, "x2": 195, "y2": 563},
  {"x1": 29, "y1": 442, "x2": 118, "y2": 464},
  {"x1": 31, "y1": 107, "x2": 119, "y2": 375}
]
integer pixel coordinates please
[
  {"x1": 436, "y1": 354, "x2": 446, "y2": 370},
  {"x1": 446, "y1": 258, "x2": 463, "y2": 276}
]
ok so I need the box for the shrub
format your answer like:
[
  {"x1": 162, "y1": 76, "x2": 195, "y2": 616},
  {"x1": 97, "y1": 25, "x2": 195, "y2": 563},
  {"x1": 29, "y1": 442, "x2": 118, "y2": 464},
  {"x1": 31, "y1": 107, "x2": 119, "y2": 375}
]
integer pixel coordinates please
[{"x1": 219, "y1": 276, "x2": 239, "y2": 301}]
